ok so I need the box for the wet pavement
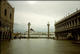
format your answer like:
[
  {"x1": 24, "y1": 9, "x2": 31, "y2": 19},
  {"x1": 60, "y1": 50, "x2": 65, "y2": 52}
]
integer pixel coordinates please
[{"x1": 1, "y1": 39, "x2": 80, "y2": 54}]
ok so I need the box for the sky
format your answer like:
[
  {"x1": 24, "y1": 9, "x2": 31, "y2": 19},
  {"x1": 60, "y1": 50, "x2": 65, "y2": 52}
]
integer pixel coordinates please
[{"x1": 8, "y1": 1, "x2": 80, "y2": 33}]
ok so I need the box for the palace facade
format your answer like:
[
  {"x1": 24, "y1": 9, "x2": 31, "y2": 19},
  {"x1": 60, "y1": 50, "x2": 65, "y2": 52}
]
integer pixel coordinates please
[
  {"x1": 55, "y1": 9, "x2": 80, "y2": 40},
  {"x1": 0, "y1": 0, "x2": 14, "y2": 40}
]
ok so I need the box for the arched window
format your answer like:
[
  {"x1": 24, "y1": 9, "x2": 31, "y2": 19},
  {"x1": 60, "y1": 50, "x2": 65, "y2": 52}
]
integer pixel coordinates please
[
  {"x1": 69, "y1": 21, "x2": 71, "y2": 26},
  {"x1": 79, "y1": 18, "x2": 80, "y2": 24},
  {"x1": 75, "y1": 19, "x2": 77, "y2": 25},
  {"x1": 10, "y1": 13, "x2": 11, "y2": 19},
  {"x1": 0, "y1": 21, "x2": 1, "y2": 26},
  {"x1": 72, "y1": 20, "x2": 74, "y2": 26},
  {"x1": 4, "y1": 9, "x2": 7, "y2": 16}
]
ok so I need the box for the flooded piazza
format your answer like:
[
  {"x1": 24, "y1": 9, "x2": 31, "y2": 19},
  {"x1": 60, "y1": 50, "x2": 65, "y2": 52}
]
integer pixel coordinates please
[
  {"x1": 1, "y1": 1, "x2": 80, "y2": 54},
  {"x1": 1, "y1": 39, "x2": 80, "y2": 54}
]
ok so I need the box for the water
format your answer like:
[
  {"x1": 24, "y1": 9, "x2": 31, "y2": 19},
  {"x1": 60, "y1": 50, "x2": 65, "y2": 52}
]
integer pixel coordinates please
[
  {"x1": 1, "y1": 39, "x2": 80, "y2": 54},
  {"x1": 22, "y1": 35, "x2": 55, "y2": 37}
]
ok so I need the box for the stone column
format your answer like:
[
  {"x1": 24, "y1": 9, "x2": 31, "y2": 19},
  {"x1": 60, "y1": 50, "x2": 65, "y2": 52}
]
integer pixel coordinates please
[
  {"x1": 28, "y1": 22, "x2": 31, "y2": 38},
  {"x1": 68, "y1": 22, "x2": 70, "y2": 28},
  {"x1": 74, "y1": 20, "x2": 76, "y2": 26},
  {"x1": 47, "y1": 22, "x2": 50, "y2": 39},
  {"x1": 66, "y1": 23, "x2": 68, "y2": 28},
  {"x1": 77, "y1": 18, "x2": 79, "y2": 25},
  {"x1": 1, "y1": 32, "x2": 3, "y2": 40},
  {"x1": 71, "y1": 21, "x2": 73, "y2": 27}
]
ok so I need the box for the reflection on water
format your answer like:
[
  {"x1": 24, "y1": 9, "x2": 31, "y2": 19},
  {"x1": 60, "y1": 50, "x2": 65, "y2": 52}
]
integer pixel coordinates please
[
  {"x1": 1, "y1": 39, "x2": 80, "y2": 54},
  {"x1": 1, "y1": 40, "x2": 11, "y2": 54}
]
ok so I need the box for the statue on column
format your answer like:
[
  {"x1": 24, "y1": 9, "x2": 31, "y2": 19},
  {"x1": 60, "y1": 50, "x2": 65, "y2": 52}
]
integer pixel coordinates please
[
  {"x1": 28, "y1": 22, "x2": 31, "y2": 38},
  {"x1": 47, "y1": 22, "x2": 50, "y2": 39}
]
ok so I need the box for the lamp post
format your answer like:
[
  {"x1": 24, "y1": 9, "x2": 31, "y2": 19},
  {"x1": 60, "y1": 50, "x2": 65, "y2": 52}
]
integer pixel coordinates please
[
  {"x1": 28, "y1": 22, "x2": 31, "y2": 38},
  {"x1": 47, "y1": 22, "x2": 50, "y2": 39}
]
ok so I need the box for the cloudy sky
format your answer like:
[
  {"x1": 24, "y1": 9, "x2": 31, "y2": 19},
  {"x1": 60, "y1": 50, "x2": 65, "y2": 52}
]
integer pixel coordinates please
[{"x1": 8, "y1": 1, "x2": 80, "y2": 33}]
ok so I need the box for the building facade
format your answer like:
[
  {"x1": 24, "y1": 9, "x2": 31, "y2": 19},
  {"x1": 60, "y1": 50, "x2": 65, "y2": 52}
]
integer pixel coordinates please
[
  {"x1": 55, "y1": 9, "x2": 80, "y2": 40},
  {"x1": 0, "y1": 0, "x2": 14, "y2": 40}
]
